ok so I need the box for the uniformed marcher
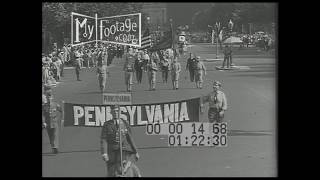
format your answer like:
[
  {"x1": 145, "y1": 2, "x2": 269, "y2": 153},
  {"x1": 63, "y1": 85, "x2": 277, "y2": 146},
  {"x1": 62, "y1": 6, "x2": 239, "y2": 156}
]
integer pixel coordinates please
[
  {"x1": 42, "y1": 62, "x2": 50, "y2": 85},
  {"x1": 171, "y1": 57, "x2": 181, "y2": 90},
  {"x1": 141, "y1": 49, "x2": 150, "y2": 71},
  {"x1": 134, "y1": 53, "x2": 144, "y2": 84},
  {"x1": 123, "y1": 48, "x2": 135, "y2": 92},
  {"x1": 161, "y1": 52, "x2": 170, "y2": 83},
  {"x1": 42, "y1": 85, "x2": 63, "y2": 154},
  {"x1": 194, "y1": 56, "x2": 206, "y2": 89},
  {"x1": 74, "y1": 51, "x2": 83, "y2": 81},
  {"x1": 58, "y1": 51, "x2": 65, "y2": 77},
  {"x1": 100, "y1": 106, "x2": 140, "y2": 177},
  {"x1": 116, "y1": 45, "x2": 122, "y2": 58},
  {"x1": 147, "y1": 55, "x2": 158, "y2": 91},
  {"x1": 96, "y1": 57, "x2": 109, "y2": 93},
  {"x1": 200, "y1": 80, "x2": 227, "y2": 123},
  {"x1": 186, "y1": 52, "x2": 196, "y2": 82}
]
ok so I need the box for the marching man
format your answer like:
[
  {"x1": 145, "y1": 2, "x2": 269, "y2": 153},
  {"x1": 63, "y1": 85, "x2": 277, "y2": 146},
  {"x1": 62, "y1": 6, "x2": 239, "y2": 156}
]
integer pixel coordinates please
[
  {"x1": 186, "y1": 52, "x2": 196, "y2": 82},
  {"x1": 147, "y1": 54, "x2": 158, "y2": 91},
  {"x1": 74, "y1": 50, "x2": 83, "y2": 81},
  {"x1": 96, "y1": 52, "x2": 109, "y2": 93},
  {"x1": 194, "y1": 56, "x2": 206, "y2": 89},
  {"x1": 171, "y1": 57, "x2": 181, "y2": 90},
  {"x1": 123, "y1": 47, "x2": 136, "y2": 92},
  {"x1": 42, "y1": 85, "x2": 63, "y2": 154},
  {"x1": 100, "y1": 106, "x2": 140, "y2": 177},
  {"x1": 200, "y1": 80, "x2": 228, "y2": 123}
]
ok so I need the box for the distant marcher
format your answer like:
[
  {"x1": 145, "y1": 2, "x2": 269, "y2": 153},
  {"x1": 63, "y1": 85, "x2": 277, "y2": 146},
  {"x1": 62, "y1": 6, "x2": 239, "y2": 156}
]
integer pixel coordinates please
[
  {"x1": 74, "y1": 51, "x2": 83, "y2": 81},
  {"x1": 96, "y1": 61, "x2": 109, "y2": 93},
  {"x1": 186, "y1": 53, "x2": 196, "y2": 82},
  {"x1": 171, "y1": 57, "x2": 181, "y2": 90},
  {"x1": 147, "y1": 55, "x2": 158, "y2": 91},
  {"x1": 161, "y1": 53, "x2": 170, "y2": 83},
  {"x1": 194, "y1": 56, "x2": 206, "y2": 89},
  {"x1": 123, "y1": 48, "x2": 135, "y2": 92},
  {"x1": 134, "y1": 53, "x2": 144, "y2": 84}
]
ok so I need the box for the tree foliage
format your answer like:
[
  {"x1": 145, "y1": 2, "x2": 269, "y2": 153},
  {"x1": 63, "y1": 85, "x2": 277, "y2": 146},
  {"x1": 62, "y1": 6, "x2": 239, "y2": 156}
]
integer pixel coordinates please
[{"x1": 192, "y1": 3, "x2": 276, "y2": 31}]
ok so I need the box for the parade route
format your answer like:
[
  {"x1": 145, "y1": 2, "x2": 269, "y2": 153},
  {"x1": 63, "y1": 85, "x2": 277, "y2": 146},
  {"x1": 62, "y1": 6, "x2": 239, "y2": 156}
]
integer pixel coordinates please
[{"x1": 42, "y1": 44, "x2": 276, "y2": 177}]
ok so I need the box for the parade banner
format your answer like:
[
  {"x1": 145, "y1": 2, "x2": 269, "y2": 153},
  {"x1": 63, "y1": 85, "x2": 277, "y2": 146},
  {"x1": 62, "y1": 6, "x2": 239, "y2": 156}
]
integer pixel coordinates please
[
  {"x1": 64, "y1": 98, "x2": 200, "y2": 127},
  {"x1": 71, "y1": 12, "x2": 141, "y2": 47},
  {"x1": 103, "y1": 93, "x2": 132, "y2": 105}
]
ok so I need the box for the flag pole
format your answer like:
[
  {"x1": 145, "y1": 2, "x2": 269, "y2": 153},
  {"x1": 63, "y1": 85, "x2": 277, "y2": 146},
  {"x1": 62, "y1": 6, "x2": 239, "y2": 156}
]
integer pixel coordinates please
[
  {"x1": 169, "y1": 18, "x2": 174, "y2": 58},
  {"x1": 170, "y1": 18, "x2": 173, "y2": 49},
  {"x1": 117, "y1": 104, "x2": 123, "y2": 176}
]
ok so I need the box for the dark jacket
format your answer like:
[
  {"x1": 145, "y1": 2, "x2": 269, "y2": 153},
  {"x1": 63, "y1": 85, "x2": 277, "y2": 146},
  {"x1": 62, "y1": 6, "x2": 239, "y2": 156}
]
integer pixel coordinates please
[{"x1": 100, "y1": 119, "x2": 138, "y2": 163}]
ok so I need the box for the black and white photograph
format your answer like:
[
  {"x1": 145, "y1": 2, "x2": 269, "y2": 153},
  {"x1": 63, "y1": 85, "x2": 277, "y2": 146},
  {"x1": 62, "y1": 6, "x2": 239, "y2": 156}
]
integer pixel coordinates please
[{"x1": 42, "y1": 2, "x2": 277, "y2": 177}]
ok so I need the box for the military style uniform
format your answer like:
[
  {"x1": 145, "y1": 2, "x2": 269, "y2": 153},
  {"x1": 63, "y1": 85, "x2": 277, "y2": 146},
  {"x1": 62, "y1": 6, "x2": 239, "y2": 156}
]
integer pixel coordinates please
[
  {"x1": 194, "y1": 58, "x2": 206, "y2": 89},
  {"x1": 100, "y1": 118, "x2": 138, "y2": 177},
  {"x1": 147, "y1": 59, "x2": 158, "y2": 91},
  {"x1": 116, "y1": 45, "x2": 122, "y2": 58},
  {"x1": 74, "y1": 51, "x2": 83, "y2": 81},
  {"x1": 171, "y1": 60, "x2": 181, "y2": 90},
  {"x1": 97, "y1": 64, "x2": 108, "y2": 93},
  {"x1": 201, "y1": 81, "x2": 227, "y2": 123},
  {"x1": 186, "y1": 56, "x2": 196, "y2": 82},
  {"x1": 134, "y1": 57, "x2": 144, "y2": 84},
  {"x1": 124, "y1": 52, "x2": 135, "y2": 92},
  {"x1": 42, "y1": 64, "x2": 50, "y2": 85},
  {"x1": 42, "y1": 87, "x2": 62, "y2": 153},
  {"x1": 161, "y1": 56, "x2": 170, "y2": 83}
]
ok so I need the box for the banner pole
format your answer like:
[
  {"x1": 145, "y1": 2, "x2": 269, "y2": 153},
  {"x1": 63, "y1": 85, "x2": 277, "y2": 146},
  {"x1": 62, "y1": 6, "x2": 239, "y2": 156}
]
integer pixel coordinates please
[
  {"x1": 61, "y1": 100, "x2": 65, "y2": 130},
  {"x1": 95, "y1": 13, "x2": 98, "y2": 47},
  {"x1": 118, "y1": 104, "x2": 123, "y2": 176},
  {"x1": 71, "y1": 13, "x2": 73, "y2": 46}
]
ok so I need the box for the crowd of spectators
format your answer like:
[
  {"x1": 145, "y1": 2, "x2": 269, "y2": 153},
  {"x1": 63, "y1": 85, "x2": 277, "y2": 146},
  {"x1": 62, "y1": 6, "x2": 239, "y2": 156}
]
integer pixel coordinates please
[
  {"x1": 239, "y1": 32, "x2": 275, "y2": 51},
  {"x1": 42, "y1": 42, "x2": 125, "y2": 86}
]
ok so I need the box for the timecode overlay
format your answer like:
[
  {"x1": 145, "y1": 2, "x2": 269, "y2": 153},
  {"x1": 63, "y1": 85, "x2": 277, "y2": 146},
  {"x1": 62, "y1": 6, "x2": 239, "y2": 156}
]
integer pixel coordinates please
[{"x1": 145, "y1": 122, "x2": 228, "y2": 147}]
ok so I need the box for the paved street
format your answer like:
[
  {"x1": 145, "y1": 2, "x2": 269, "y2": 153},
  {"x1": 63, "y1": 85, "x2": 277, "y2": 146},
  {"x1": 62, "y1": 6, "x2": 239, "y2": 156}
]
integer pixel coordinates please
[{"x1": 42, "y1": 44, "x2": 276, "y2": 177}]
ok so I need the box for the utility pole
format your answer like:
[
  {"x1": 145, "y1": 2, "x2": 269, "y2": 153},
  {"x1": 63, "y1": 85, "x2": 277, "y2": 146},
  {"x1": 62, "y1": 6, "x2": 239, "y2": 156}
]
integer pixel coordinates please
[{"x1": 208, "y1": 22, "x2": 221, "y2": 60}]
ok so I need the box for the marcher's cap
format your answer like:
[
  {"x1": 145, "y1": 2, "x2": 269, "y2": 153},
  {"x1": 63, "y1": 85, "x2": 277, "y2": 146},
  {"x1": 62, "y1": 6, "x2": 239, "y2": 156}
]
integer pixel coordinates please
[
  {"x1": 112, "y1": 106, "x2": 120, "y2": 112},
  {"x1": 213, "y1": 80, "x2": 222, "y2": 87},
  {"x1": 196, "y1": 56, "x2": 201, "y2": 60}
]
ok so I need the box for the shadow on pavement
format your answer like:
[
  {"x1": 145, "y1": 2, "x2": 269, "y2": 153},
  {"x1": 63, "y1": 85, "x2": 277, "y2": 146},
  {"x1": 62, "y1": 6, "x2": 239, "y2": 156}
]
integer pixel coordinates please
[
  {"x1": 77, "y1": 91, "x2": 102, "y2": 94},
  {"x1": 229, "y1": 73, "x2": 275, "y2": 78},
  {"x1": 228, "y1": 130, "x2": 274, "y2": 136}
]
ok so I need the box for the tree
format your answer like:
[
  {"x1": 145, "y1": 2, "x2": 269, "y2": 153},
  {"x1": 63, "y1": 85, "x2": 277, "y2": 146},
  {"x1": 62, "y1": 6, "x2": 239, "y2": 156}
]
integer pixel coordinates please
[{"x1": 191, "y1": 3, "x2": 276, "y2": 32}]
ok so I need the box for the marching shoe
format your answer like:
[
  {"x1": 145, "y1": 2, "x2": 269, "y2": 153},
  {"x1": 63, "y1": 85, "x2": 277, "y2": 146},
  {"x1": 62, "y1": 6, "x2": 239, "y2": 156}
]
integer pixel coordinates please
[{"x1": 52, "y1": 148, "x2": 59, "y2": 154}]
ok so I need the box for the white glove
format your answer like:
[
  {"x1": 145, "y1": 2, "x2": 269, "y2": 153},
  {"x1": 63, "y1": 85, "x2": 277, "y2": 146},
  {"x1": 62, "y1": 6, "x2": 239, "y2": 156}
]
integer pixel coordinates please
[
  {"x1": 219, "y1": 110, "x2": 225, "y2": 117},
  {"x1": 102, "y1": 153, "x2": 109, "y2": 162},
  {"x1": 42, "y1": 122, "x2": 47, "y2": 128},
  {"x1": 200, "y1": 104, "x2": 204, "y2": 113},
  {"x1": 135, "y1": 153, "x2": 140, "y2": 161}
]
